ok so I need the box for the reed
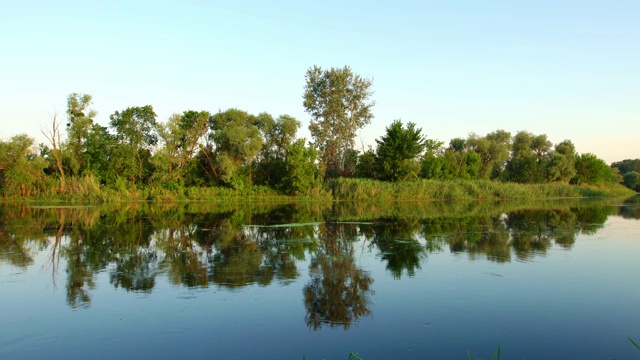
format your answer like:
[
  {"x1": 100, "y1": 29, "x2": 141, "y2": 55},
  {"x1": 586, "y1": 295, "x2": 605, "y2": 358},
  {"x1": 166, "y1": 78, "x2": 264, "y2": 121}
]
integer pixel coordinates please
[{"x1": 329, "y1": 178, "x2": 634, "y2": 202}]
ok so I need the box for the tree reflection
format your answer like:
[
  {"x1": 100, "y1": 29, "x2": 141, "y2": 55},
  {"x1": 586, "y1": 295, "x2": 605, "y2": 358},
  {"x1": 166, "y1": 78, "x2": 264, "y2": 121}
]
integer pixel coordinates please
[
  {"x1": 303, "y1": 223, "x2": 373, "y2": 330},
  {"x1": 365, "y1": 218, "x2": 425, "y2": 278},
  {"x1": 618, "y1": 196, "x2": 640, "y2": 219},
  {"x1": 0, "y1": 198, "x2": 631, "y2": 312}
]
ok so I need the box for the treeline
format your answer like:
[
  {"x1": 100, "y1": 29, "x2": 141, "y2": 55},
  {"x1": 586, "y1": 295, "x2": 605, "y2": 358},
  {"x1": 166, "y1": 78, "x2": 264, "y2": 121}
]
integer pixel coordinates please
[
  {"x1": 612, "y1": 159, "x2": 640, "y2": 192},
  {"x1": 0, "y1": 66, "x2": 636, "y2": 199}
]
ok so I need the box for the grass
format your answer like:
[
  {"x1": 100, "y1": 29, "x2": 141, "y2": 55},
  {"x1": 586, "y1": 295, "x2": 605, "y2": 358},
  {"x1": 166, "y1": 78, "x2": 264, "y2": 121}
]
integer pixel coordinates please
[
  {"x1": 302, "y1": 351, "x2": 362, "y2": 360},
  {"x1": 468, "y1": 345, "x2": 501, "y2": 360},
  {"x1": 302, "y1": 338, "x2": 640, "y2": 359},
  {"x1": 3, "y1": 176, "x2": 634, "y2": 204},
  {"x1": 328, "y1": 178, "x2": 635, "y2": 202}
]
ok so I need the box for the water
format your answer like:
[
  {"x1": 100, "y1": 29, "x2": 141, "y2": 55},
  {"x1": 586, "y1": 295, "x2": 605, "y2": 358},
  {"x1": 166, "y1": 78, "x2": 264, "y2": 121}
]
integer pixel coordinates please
[{"x1": 1, "y1": 197, "x2": 639, "y2": 359}]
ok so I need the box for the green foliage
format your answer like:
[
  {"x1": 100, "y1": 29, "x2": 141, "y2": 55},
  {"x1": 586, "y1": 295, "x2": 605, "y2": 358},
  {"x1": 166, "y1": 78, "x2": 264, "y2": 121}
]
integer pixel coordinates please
[
  {"x1": 83, "y1": 124, "x2": 115, "y2": 183},
  {"x1": 374, "y1": 120, "x2": 427, "y2": 182},
  {"x1": 622, "y1": 171, "x2": 640, "y2": 191},
  {"x1": 467, "y1": 130, "x2": 511, "y2": 179},
  {"x1": 355, "y1": 150, "x2": 376, "y2": 179},
  {"x1": 505, "y1": 131, "x2": 551, "y2": 183},
  {"x1": 0, "y1": 134, "x2": 47, "y2": 197},
  {"x1": 612, "y1": 159, "x2": 640, "y2": 191},
  {"x1": 304, "y1": 65, "x2": 374, "y2": 177},
  {"x1": 66, "y1": 93, "x2": 97, "y2": 175},
  {"x1": 545, "y1": 140, "x2": 577, "y2": 183},
  {"x1": 281, "y1": 139, "x2": 321, "y2": 194},
  {"x1": 253, "y1": 113, "x2": 300, "y2": 187},
  {"x1": 329, "y1": 178, "x2": 633, "y2": 202},
  {"x1": 156, "y1": 110, "x2": 210, "y2": 183},
  {"x1": 611, "y1": 159, "x2": 640, "y2": 175},
  {"x1": 573, "y1": 153, "x2": 620, "y2": 185},
  {"x1": 209, "y1": 108, "x2": 264, "y2": 185}
]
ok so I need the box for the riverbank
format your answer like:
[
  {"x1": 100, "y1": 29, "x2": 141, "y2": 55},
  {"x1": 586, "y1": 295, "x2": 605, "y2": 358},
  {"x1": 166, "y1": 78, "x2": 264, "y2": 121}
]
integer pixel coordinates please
[{"x1": 1, "y1": 178, "x2": 635, "y2": 203}]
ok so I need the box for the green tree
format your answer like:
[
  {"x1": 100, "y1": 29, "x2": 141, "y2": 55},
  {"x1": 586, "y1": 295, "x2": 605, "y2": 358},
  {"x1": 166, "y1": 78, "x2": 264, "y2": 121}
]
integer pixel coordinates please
[
  {"x1": 109, "y1": 105, "x2": 158, "y2": 182},
  {"x1": 440, "y1": 148, "x2": 481, "y2": 180},
  {"x1": 253, "y1": 113, "x2": 300, "y2": 188},
  {"x1": 611, "y1": 159, "x2": 640, "y2": 175},
  {"x1": 355, "y1": 149, "x2": 376, "y2": 179},
  {"x1": 546, "y1": 140, "x2": 577, "y2": 183},
  {"x1": 0, "y1": 134, "x2": 46, "y2": 197},
  {"x1": 208, "y1": 108, "x2": 264, "y2": 186},
  {"x1": 623, "y1": 171, "x2": 640, "y2": 191},
  {"x1": 572, "y1": 153, "x2": 619, "y2": 185},
  {"x1": 466, "y1": 130, "x2": 511, "y2": 179},
  {"x1": 83, "y1": 124, "x2": 116, "y2": 184},
  {"x1": 66, "y1": 93, "x2": 97, "y2": 175},
  {"x1": 156, "y1": 110, "x2": 210, "y2": 182},
  {"x1": 374, "y1": 120, "x2": 427, "y2": 182},
  {"x1": 281, "y1": 139, "x2": 321, "y2": 194},
  {"x1": 505, "y1": 131, "x2": 551, "y2": 183},
  {"x1": 303, "y1": 65, "x2": 375, "y2": 178}
]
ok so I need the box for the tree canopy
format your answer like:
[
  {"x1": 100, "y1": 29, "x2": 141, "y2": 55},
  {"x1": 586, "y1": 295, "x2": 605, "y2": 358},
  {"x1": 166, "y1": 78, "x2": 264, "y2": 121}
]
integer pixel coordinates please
[{"x1": 304, "y1": 65, "x2": 375, "y2": 178}]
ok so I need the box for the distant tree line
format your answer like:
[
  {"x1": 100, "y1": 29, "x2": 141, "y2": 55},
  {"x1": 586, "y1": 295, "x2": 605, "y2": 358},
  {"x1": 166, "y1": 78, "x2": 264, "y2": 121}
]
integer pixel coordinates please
[{"x1": 0, "y1": 65, "x2": 635, "y2": 198}]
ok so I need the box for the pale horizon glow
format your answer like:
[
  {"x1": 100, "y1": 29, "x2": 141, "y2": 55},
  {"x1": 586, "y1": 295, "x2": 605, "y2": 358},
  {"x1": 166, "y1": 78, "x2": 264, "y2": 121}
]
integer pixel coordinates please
[{"x1": 1, "y1": 0, "x2": 638, "y2": 164}]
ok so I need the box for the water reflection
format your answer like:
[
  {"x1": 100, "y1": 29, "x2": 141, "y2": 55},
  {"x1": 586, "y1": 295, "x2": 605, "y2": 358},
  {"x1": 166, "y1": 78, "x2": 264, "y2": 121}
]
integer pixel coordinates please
[
  {"x1": 0, "y1": 196, "x2": 638, "y2": 328},
  {"x1": 304, "y1": 223, "x2": 373, "y2": 330}
]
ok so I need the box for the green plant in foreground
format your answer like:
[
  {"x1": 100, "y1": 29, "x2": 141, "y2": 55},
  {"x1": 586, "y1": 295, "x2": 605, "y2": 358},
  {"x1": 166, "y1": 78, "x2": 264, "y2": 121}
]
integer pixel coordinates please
[
  {"x1": 629, "y1": 337, "x2": 640, "y2": 351},
  {"x1": 302, "y1": 351, "x2": 362, "y2": 360},
  {"x1": 468, "y1": 345, "x2": 501, "y2": 360}
]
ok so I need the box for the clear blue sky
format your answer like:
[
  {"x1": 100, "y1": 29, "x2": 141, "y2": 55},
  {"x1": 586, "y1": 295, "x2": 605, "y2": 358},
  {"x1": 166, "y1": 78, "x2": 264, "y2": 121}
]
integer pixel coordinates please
[{"x1": 1, "y1": 0, "x2": 638, "y2": 163}]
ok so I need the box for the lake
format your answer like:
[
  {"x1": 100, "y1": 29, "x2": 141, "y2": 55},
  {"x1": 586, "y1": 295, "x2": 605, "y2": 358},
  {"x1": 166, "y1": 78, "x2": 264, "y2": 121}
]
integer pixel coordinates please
[{"x1": 1, "y1": 197, "x2": 639, "y2": 359}]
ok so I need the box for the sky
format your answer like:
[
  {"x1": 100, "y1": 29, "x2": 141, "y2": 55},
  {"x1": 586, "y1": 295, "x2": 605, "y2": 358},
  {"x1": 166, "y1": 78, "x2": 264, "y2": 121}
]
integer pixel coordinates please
[{"x1": 1, "y1": 0, "x2": 638, "y2": 163}]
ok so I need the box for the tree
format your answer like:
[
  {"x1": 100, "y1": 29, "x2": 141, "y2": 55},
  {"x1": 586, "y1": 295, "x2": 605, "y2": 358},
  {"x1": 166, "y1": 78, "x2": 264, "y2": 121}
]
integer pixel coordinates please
[
  {"x1": 253, "y1": 113, "x2": 300, "y2": 187},
  {"x1": 623, "y1": 171, "x2": 640, "y2": 192},
  {"x1": 0, "y1": 134, "x2": 46, "y2": 197},
  {"x1": 466, "y1": 130, "x2": 511, "y2": 179},
  {"x1": 84, "y1": 124, "x2": 116, "y2": 184},
  {"x1": 573, "y1": 153, "x2": 619, "y2": 185},
  {"x1": 303, "y1": 65, "x2": 375, "y2": 178},
  {"x1": 208, "y1": 109, "x2": 264, "y2": 187},
  {"x1": 374, "y1": 120, "x2": 427, "y2": 182},
  {"x1": 611, "y1": 159, "x2": 640, "y2": 176},
  {"x1": 355, "y1": 149, "x2": 376, "y2": 179},
  {"x1": 109, "y1": 105, "x2": 158, "y2": 182},
  {"x1": 505, "y1": 131, "x2": 551, "y2": 183},
  {"x1": 157, "y1": 110, "x2": 210, "y2": 182},
  {"x1": 546, "y1": 140, "x2": 576, "y2": 183},
  {"x1": 42, "y1": 111, "x2": 66, "y2": 191},
  {"x1": 281, "y1": 139, "x2": 321, "y2": 194},
  {"x1": 66, "y1": 93, "x2": 96, "y2": 175}
]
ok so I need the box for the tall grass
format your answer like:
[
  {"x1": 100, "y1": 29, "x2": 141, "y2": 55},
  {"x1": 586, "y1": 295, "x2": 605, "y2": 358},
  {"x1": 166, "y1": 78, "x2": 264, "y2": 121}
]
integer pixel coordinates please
[
  {"x1": 4, "y1": 176, "x2": 632, "y2": 204},
  {"x1": 329, "y1": 178, "x2": 634, "y2": 202}
]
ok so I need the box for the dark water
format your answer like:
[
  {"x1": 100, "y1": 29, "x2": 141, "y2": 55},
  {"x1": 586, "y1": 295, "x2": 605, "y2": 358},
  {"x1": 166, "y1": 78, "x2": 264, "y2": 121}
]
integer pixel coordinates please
[{"x1": 1, "y1": 197, "x2": 639, "y2": 359}]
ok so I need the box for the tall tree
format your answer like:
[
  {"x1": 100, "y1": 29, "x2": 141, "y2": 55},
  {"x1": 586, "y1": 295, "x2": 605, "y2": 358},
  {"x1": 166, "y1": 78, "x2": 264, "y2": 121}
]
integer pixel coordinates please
[
  {"x1": 546, "y1": 140, "x2": 577, "y2": 183},
  {"x1": 254, "y1": 113, "x2": 300, "y2": 188},
  {"x1": 374, "y1": 120, "x2": 427, "y2": 182},
  {"x1": 208, "y1": 108, "x2": 264, "y2": 187},
  {"x1": 157, "y1": 110, "x2": 210, "y2": 182},
  {"x1": 42, "y1": 111, "x2": 66, "y2": 191},
  {"x1": 303, "y1": 65, "x2": 375, "y2": 178},
  {"x1": 506, "y1": 131, "x2": 552, "y2": 183},
  {"x1": 466, "y1": 130, "x2": 511, "y2": 179},
  {"x1": 66, "y1": 93, "x2": 96, "y2": 175},
  {"x1": 109, "y1": 105, "x2": 158, "y2": 182}
]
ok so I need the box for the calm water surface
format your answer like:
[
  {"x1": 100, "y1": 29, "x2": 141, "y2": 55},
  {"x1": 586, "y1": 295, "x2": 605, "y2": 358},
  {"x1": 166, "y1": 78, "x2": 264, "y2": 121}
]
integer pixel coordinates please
[{"x1": 1, "y1": 197, "x2": 639, "y2": 359}]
